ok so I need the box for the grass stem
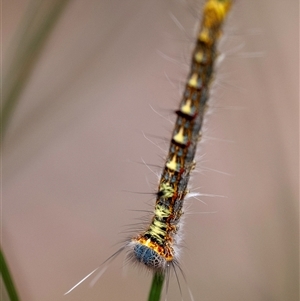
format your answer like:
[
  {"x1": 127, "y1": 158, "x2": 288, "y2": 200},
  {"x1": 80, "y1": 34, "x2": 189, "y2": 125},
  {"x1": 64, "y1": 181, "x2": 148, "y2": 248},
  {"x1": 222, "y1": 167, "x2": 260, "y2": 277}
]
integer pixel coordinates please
[{"x1": 147, "y1": 272, "x2": 165, "y2": 301}]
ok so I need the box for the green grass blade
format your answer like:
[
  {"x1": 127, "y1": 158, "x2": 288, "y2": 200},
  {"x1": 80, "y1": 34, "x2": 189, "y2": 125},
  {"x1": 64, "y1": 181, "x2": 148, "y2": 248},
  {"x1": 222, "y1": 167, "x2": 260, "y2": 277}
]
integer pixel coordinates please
[
  {"x1": 147, "y1": 272, "x2": 165, "y2": 301},
  {"x1": 0, "y1": 248, "x2": 20, "y2": 301}
]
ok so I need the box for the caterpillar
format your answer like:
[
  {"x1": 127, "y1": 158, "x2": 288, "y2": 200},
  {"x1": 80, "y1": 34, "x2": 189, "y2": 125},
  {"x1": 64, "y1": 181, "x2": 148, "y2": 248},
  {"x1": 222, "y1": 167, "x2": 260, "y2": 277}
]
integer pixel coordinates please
[
  {"x1": 65, "y1": 0, "x2": 232, "y2": 297},
  {"x1": 128, "y1": 0, "x2": 232, "y2": 271}
]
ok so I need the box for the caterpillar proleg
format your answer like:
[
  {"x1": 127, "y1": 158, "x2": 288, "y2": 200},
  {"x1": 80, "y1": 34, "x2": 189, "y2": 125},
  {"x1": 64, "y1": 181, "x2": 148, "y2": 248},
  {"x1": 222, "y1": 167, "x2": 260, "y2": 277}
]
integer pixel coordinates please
[{"x1": 65, "y1": 0, "x2": 232, "y2": 299}]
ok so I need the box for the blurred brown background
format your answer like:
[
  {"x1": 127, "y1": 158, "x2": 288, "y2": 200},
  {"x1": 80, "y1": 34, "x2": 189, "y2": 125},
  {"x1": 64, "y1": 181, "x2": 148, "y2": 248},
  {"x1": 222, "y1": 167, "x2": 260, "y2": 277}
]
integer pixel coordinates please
[{"x1": 2, "y1": 0, "x2": 299, "y2": 300}]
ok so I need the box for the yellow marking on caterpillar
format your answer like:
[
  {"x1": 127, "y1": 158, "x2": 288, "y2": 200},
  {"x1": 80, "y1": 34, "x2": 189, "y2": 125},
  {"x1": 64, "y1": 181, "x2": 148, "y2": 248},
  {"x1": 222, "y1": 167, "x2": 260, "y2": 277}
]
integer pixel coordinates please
[
  {"x1": 166, "y1": 155, "x2": 178, "y2": 171},
  {"x1": 194, "y1": 50, "x2": 204, "y2": 63},
  {"x1": 135, "y1": 236, "x2": 174, "y2": 261},
  {"x1": 155, "y1": 204, "x2": 171, "y2": 218},
  {"x1": 149, "y1": 221, "x2": 166, "y2": 236},
  {"x1": 203, "y1": 0, "x2": 232, "y2": 28},
  {"x1": 199, "y1": 0, "x2": 232, "y2": 44},
  {"x1": 173, "y1": 126, "x2": 185, "y2": 144},
  {"x1": 181, "y1": 98, "x2": 193, "y2": 115},
  {"x1": 159, "y1": 183, "x2": 175, "y2": 198},
  {"x1": 198, "y1": 28, "x2": 211, "y2": 44},
  {"x1": 188, "y1": 73, "x2": 199, "y2": 88}
]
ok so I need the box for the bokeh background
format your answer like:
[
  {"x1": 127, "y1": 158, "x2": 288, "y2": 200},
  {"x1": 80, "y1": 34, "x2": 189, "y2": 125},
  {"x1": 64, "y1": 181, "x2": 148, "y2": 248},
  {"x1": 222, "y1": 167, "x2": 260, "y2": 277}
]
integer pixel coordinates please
[{"x1": 2, "y1": 0, "x2": 299, "y2": 300}]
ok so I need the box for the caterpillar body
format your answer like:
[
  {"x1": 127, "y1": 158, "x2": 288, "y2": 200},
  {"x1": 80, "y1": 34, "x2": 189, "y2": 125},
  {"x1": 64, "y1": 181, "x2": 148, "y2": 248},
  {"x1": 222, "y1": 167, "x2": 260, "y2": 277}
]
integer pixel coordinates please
[
  {"x1": 129, "y1": 0, "x2": 232, "y2": 271},
  {"x1": 65, "y1": 0, "x2": 232, "y2": 297}
]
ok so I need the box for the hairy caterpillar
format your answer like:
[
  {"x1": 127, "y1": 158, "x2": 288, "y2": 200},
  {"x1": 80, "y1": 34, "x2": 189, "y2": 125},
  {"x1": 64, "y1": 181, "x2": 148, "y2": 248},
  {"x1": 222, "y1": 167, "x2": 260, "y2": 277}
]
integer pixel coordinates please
[
  {"x1": 65, "y1": 0, "x2": 232, "y2": 298},
  {"x1": 129, "y1": 0, "x2": 232, "y2": 272}
]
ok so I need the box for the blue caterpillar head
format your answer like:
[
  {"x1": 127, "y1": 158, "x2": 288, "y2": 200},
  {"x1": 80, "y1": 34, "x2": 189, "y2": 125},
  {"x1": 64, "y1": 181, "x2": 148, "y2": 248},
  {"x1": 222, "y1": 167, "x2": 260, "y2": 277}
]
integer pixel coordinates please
[{"x1": 133, "y1": 244, "x2": 166, "y2": 270}]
